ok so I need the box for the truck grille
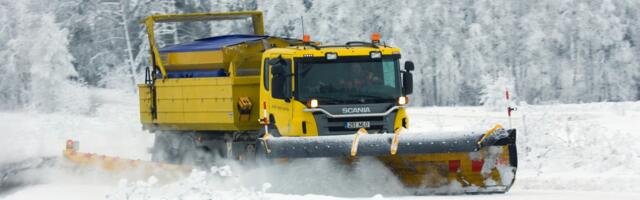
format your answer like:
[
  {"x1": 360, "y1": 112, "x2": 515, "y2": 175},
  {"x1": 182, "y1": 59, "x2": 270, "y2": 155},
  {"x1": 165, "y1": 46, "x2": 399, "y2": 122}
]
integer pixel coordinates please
[{"x1": 314, "y1": 114, "x2": 396, "y2": 135}]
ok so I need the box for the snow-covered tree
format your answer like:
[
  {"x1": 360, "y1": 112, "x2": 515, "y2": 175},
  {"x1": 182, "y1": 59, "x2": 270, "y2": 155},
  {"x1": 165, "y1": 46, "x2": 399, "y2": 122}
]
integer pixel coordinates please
[
  {"x1": 4, "y1": 0, "x2": 640, "y2": 112},
  {"x1": 480, "y1": 75, "x2": 515, "y2": 111},
  {"x1": 0, "y1": 0, "x2": 90, "y2": 113}
]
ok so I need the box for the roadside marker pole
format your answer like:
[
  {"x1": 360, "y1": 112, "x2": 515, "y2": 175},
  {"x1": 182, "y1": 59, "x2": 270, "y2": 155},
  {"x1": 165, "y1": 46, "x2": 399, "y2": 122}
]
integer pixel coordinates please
[{"x1": 506, "y1": 89, "x2": 516, "y2": 129}]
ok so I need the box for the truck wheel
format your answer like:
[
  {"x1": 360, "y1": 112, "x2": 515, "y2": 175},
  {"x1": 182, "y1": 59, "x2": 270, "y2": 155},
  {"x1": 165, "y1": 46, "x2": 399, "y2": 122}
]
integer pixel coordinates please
[
  {"x1": 181, "y1": 146, "x2": 212, "y2": 167},
  {"x1": 151, "y1": 133, "x2": 180, "y2": 164},
  {"x1": 175, "y1": 134, "x2": 216, "y2": 167},
  {"x1": 244, "y1": 144, "x2": 256, "y2": 161}
]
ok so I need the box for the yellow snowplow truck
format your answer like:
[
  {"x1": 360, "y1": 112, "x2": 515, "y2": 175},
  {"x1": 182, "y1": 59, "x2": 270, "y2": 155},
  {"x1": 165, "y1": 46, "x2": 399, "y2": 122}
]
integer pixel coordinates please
[{"x1": 137, "y1": 11, "x2": 517, "y2": 194}]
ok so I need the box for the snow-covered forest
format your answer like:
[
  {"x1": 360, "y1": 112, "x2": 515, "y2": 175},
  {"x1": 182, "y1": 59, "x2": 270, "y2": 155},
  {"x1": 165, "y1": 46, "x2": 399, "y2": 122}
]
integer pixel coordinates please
[{"x1": 1, "y1": 0, "x2": 639, "y2": 110}]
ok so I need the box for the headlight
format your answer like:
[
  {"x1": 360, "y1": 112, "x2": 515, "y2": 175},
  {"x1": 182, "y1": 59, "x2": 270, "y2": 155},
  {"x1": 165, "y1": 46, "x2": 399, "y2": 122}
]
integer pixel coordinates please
[
  {"x1": 398, "y1": 96, "x2": 408, "y2": 105},
  {"x1": 307, "y1": 99, "x2": 319, "y2": 108},
  {"x1": 370, "y1": 51, "x2": 382, "y2": 59},
  {"x1": 325, "y1": 52, "x2": 337, "y2": 60}
]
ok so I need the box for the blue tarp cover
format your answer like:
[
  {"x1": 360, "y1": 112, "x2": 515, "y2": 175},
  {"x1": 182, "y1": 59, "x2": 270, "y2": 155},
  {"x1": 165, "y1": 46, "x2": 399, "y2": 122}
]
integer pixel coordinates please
[
  {"x1": 159, "y1": 34, "x2": 269, "y2": 53},
  {"x1": 164, "y1": 69, "x2": 227, "y2": 78}
]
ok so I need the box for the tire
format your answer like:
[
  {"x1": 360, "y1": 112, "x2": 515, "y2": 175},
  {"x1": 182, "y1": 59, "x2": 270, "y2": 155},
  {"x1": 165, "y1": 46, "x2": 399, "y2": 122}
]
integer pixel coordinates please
[
  {"x1": 181, "y1": 146, "x2": 213, "y2": 167},
  {"x1": 151, "y1": 132, "x2": 179, "y2": 164},
  {"x1": 152, "y1": 132, "x2": 205, "y2": 165},
  {"x1": 172, "y1": 134, "x2": 216, "y2": 167}
]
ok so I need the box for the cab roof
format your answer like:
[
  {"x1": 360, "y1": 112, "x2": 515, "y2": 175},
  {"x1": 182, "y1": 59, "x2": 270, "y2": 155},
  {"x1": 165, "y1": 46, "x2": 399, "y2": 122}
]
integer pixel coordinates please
[
  {"x1": 158, "y1": 34, "x2": 400, "y2": 56},
  {"x1": 265, "y1": 43, "x2": 401, "y2": 58}
]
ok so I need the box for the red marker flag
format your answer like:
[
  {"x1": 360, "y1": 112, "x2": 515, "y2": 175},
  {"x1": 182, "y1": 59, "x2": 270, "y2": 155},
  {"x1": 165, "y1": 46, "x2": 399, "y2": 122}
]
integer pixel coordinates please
[{"x1": 505, "y1": 90, "x2": 510, "y2": 100}]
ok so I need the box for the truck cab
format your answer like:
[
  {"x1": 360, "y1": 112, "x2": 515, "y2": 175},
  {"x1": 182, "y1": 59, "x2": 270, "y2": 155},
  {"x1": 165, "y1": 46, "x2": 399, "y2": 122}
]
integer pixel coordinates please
[{"x1": 260, "y1": 38, "x2": 415, "y2": 137}]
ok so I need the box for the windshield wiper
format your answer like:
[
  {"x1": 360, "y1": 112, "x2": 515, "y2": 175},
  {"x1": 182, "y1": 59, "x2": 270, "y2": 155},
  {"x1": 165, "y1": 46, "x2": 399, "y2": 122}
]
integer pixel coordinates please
[
  {"x1": 346, "y1": 93, "x2": 395, "y2": 103},
  {"x1": 312, "y1": 95, "x2": 345, "y2": 103},
  {"x1": 298, "y1": 65, "x2": 313, "y2": 78},
  {"x1": 348, "y1": 93, "x2": 387, "y2": 99}
]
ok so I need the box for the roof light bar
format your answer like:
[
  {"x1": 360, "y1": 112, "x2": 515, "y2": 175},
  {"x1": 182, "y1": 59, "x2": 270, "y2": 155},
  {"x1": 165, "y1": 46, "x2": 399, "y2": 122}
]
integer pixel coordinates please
[
  {"x1": 371, "y1": 32, "x2": 381, "y2": 43},
  {"x1": 303, "y1": 34, "x2": 311, "y2": 43}
]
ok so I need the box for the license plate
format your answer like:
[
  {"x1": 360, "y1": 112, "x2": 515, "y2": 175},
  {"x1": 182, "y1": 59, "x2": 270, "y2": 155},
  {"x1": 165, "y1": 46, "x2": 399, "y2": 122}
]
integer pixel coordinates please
[{"x1": 345, "y1": 121, "x2": 370, "y2": 129}]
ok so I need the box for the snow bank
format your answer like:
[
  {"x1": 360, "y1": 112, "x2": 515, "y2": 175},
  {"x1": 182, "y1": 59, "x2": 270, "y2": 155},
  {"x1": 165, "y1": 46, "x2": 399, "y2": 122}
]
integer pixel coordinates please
[
  {"x1": 408, "y1": 102, "x2": 640, "y2": 192},
  {"x1": 105, "y1": 157, "x2": 409, "y2": 199},
  {"x1": 0, "y1": 88, "x2": 152, "y2": 165},
  {"x1": 106, "y1": 166, "x2": 272, "y2": 200}
]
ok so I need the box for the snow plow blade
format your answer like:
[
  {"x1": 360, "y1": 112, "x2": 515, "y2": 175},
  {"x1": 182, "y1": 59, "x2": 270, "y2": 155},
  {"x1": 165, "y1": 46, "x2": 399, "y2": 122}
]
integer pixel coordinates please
[
  {"x1": 62, "y1": 140, "x2": 191, "y2": 181},
  {"x1": 258, "y1": 125, "x2": 517, "y2": 194}
]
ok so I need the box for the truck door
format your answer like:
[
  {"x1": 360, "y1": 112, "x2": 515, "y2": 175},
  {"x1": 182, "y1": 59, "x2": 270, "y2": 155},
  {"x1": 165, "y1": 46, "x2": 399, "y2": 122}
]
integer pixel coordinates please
[{"x1": 268, "y1": 57, "x2": 294, "y2": 136}]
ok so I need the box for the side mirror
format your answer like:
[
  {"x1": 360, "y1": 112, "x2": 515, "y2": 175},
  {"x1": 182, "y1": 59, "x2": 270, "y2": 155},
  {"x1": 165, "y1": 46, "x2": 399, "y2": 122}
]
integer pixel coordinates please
[
  {"x1": 402, "y1": 71, "x2": 413, "y2": 95},
  {"x1": 271, "y1": 64, "x2": 284, "y2": 75},
  {"x1": 268, "y1": 57, "x2": 282, "y2": 66},
  {"x1": 269, "y1": 57, "x2": 293, "y2": 101},
  {"x1": 271, "y1": 73, "x2": 293, "y2": 101},
  {"x1": 404, "y1": 61, "x2": 415, "y2": 71}
]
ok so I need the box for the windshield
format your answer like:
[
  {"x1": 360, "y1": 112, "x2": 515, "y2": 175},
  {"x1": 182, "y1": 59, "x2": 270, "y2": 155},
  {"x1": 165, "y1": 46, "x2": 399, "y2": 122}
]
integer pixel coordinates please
[{"x1": 295, "y1": 57, "x2": 401, "y2": 104}]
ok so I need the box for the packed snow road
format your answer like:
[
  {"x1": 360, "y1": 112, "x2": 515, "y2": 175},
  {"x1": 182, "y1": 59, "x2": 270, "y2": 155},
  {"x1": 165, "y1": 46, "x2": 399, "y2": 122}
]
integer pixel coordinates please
[
  {"x1": 0, "y1": 90, "x2": 639, "y2": 199},
  {"x1": 4, "y1": 184, "x2": 640, "y2": 200}
]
